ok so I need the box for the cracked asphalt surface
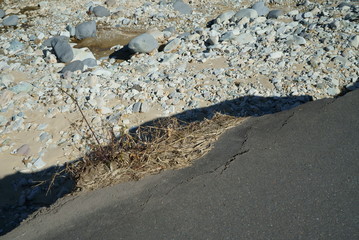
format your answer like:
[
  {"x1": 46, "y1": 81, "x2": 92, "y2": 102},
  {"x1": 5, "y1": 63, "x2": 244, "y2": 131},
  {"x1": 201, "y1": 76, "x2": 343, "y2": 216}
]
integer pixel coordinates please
[{"x1": 4, "y1": 90, "x2": 359, "y2": 240}]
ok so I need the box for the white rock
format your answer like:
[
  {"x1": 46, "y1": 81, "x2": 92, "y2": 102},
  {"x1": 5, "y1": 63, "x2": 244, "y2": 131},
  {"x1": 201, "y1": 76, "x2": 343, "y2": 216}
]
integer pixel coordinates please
[
  {"x1": 349, "y1": 35, "x2": 358, "y2": 48},
  {"x1": 72, "y1": 47, "x2": 96, "y2": 61},
  {"x1": 269, "y1": 51, "x2": 283, "y2": 59},
  {"x1": 91, "y1": 68, "x2": 112, "y2": 77}
]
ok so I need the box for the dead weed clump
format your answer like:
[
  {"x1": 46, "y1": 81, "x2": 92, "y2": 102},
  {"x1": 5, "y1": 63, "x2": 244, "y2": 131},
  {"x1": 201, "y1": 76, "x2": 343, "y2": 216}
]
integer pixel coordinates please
[{"x1": 65, "y1": 114, "x2": 246, "y2": 191}]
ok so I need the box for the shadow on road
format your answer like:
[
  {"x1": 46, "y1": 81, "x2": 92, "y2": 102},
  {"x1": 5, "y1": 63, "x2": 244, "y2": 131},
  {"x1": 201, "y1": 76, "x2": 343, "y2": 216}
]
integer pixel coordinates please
[{"x1": 0, "y1": 84, "x2": 357, "y2": 235}]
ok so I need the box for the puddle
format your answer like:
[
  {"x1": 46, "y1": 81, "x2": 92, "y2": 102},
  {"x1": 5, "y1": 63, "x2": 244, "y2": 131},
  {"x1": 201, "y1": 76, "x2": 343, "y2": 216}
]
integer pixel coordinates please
[{"x1": 73, "y1": 28, "x2": 144, "y2": 60}]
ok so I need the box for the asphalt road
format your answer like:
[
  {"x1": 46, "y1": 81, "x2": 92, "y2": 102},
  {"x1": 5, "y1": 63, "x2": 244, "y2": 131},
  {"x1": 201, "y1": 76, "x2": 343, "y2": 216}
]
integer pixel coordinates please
[{"x1": 3, "y1": 90, "x2": 359, "y2": 240}]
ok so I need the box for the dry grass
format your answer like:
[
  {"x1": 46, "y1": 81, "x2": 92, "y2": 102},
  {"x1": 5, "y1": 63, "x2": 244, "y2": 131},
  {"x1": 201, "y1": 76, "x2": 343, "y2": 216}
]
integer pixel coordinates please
[{"x1": 64, "y1": 114, "x2": 246, "y2": 191}]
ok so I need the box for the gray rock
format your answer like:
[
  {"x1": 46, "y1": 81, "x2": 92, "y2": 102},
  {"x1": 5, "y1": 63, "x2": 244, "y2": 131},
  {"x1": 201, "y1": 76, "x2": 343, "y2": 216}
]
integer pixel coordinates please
[
  {"x1": 32, "y1": 157, "x2": 46, "y2": 169},
  {"x1": 327, "y1": 87, "x2": 340, "y2": 96},
  {"x1": 234, "y1": 33, "x2": 256, "y2": 44},
  {"x1": 60, "y1": 60, "x2": 84, "y2": 73},
  {"x1": 173, "y1": 0, "x2": 192, "y2": 15},
  {"x1": 66, "y1": 25, "x2": 76, "y2": 37},
  {"x1": 267, "y1": 10, "x2": 283, "y2": 19},
  {"x1": 349, "y1": 35, "x2": 359, "y2": 48},
  {"x1": 164, "y1": 38, "x2": 181, "y2": 52},
  {"x1": 75, "y1": 21, "x2": 96, "y2": 40},
  {"x1": 9, "y1": 82, "x2": 33, "y2": 93},
  {"x1": 337, "y1": 2, "x2": 353, "y2": 9},
  {"x1": 251, "y1": 1, "x2": 269, "y2": 16},
  {"x1": 39, "y1": 132, "x2": 52, "y2": 143},
  {"x1": 128, "y1": 33, "x2": 159, "y2": 53},
  {"x1": 92, "y1": 6, "x2": 110, "y2": 17},
  {"x1": 332, "y1": 56, "x2": 349, "y2": 66},
  {"x1": 0, "y1": 74, "x2": 13, "y2": 87},
  {"x1": 52, "y1": 39, "x2": 74, "y2": 63},
  {"x1": 140, "y1": 102, "x2": 149, "y2": 113},
  {"x1": 164, "y1": 26, "x2": 176, "y2": 33},
  {"x1": 132, "y1": 102, "x2": 142, "y2": 113},
  {"x1": 286, "y1": 35, "x2": 306, "y2": 45},
  {"x1": 42, "y1": 36, "x2": 69, "y2": 48},
  {"x1": 15, "y1": 144, "x2": 31, "y2": 156},
  {"x1": 8, "y1": 40, "x2": 24, "y2": 52},
  {"x1": 2, "y1": 15, "x2": 18, "y2": 26},
  {"x1": 303, "y1": 12, "x2": 313, "y2": 18},
  {"x1": 0, "y1": 9, "x2": 5, "y2": 18},
  {"x1": 216, "y1": 10, "x2": 236, "y2": 23},
  {"x1": 294, "y1": 14, "x2": 303, "y2": 21},
  {"x1": 83, "y1": 58, "x2": 97, "y2": 67},
  {"x1": 220, "y1": 31, "x2": 237, "y2": 42},
  {"x1": 105, "y1": 0, "x2": 117, "y2": 7},
  {"x1": 232, "y1": 9, "x2": 258, "y2": 21},
  {"x1": 0, "y1": 115, "x2": 7, "y2": 126},
  {"x1": 328, "y1": 21, "x2": 340, "y2": 30}
]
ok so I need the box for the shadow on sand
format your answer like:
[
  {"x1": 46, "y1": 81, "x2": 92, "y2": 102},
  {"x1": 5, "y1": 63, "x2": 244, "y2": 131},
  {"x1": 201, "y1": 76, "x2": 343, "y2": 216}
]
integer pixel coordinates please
[{"x1": 1, "y1": 85, "x2": 356, "y2": 235}]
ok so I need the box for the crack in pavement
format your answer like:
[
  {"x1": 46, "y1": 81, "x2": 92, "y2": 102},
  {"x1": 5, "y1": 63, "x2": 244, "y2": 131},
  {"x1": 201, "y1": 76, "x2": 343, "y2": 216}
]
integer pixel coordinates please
[
  {"x1": 220, "y1": 149, "x2": 250, "y2": 174},
  {"x1": 163, "y1": 126, "x2": 252, "y2": 197},
  {"x1": 280, "y1": 111, "x2": 295, "y2": 130}
]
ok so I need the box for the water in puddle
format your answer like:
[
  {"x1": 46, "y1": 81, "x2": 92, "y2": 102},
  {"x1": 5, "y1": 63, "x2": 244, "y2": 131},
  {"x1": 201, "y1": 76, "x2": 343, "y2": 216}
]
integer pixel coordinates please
[{"x1": 73, "y1": 28, "x2": 144, "y2": 60}]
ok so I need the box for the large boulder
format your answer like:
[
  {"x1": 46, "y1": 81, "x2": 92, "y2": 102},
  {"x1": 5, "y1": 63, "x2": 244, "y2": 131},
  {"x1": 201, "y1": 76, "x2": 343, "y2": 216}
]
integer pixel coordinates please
[
  {"x1": 128, "y1": 33, "x2": 159, "y2": 53},
  {"x1": 75, "y1": 21, "x2": 96, "y2": 40},
  {"x1": 92, "y1": 6, "x2": 110, "y2": 17},
  {"x1": 52, "y1": 39, "x2": 74, "y2": 63}
]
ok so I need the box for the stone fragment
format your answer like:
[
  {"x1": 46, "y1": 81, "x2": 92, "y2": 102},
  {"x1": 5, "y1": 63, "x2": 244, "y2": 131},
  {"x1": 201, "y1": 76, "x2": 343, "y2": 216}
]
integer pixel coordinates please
[
  {"x1": 164, "y1": 38, "x2": 181, "y2": 52},
  {"x1": 267, "y1": 10, "x2": 283, "y2": 19},
  {"x1": 105, "y1": 0, "x2": 117, "y2": 7},
  {"x1": 286, "y1": 35, "x2": 306, "y2": 45},
  {"x1": 349, "y1": 35, "x2": 358, "y2": 48},
  {"x1": 9, "y1": 82, "x2": 33, "y2": 93},
  {"x1": 15, "y1": 144, "x2": 31, "y2": 156},
  {"x1": 232, "y1": 9, "x2": 258, "y2": 21},
  {"x1": 269, "y1": 51, "x2": 283, "y2": 59},
  {"x1": 0, "y1": 9, "x2": 5, "y2": 18},
  {"x1": 32, "y1": 157, "x2": 46, "y2": 169},
  {"x1": 140, "y1": 102, "x2": 149, "y2": 113},
  {"x1": 216, "y1": 10, "x2": 236, "y2": 23},
  {"x1": 60, "y1": 60, "x2": 84, "y2": 73},
  {"x1": 0, "y1": 73, "x2": 14, "y2": 87},
  {"x1": 173, "y1": 0, "x2": 192, "y2": 15},
  {"x1": 0, "y1": 115, "x2": 7, "y2": 126},
  {"x1": 8, "y1": 39, "x2": 24, "y2": 53},
  {"x1": 83, "y1": 58, "x2": 97, "y2": 67},
  {"x1": 2, "y1": 15, "x2": 18, "y2": 26},
  {"x1": 133, "y1": 102, "x2": 142, "y2": 113},
  {"x1": 234, "y1": 33, "x2": 256, "y2": 44}
]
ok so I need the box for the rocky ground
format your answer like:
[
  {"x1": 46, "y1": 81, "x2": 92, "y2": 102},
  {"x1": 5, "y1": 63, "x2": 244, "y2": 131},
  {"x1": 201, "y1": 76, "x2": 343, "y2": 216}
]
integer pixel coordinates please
[{"x1": 0, "y1": 0, "x2": 358, "y2": 235}]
